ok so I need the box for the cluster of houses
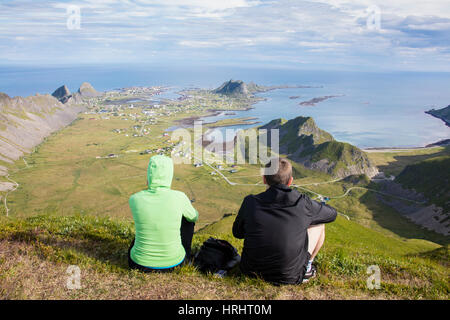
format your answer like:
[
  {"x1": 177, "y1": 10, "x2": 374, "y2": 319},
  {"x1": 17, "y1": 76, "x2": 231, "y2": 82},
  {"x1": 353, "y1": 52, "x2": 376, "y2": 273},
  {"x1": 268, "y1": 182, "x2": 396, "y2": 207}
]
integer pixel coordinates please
[
  {"x1": 139, "y1": 146, "x2": 174, "y2": 156},
  {"x1": 105, "y1": 86, "x2": 165, "y2": 98},
  {"x1": 192, "y1": 162, "x2": 239, "y2": 174}
]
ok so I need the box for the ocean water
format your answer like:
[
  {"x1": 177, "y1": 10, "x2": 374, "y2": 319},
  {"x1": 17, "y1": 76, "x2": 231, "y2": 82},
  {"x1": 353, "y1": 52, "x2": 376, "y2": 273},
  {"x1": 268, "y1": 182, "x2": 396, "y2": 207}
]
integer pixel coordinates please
[{"x1": 1, "y1": 65, "x2": 449, "y2": 148}]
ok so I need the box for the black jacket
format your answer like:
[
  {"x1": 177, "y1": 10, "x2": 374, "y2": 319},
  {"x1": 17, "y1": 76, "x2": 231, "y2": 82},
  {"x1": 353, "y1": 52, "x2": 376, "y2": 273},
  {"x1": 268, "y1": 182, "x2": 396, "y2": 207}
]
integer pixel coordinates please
[{"x1": 232, "y1": 184, "x2": 337, "y2": 285}]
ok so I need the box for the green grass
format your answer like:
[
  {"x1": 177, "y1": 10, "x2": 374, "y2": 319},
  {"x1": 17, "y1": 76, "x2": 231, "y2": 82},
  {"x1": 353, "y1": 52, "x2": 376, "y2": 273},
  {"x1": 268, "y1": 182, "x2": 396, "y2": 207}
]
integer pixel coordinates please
[
  {"x1": 0, "y1": 213, "x2": 447, "y2": 299},
  {"x1": 311, "y1": 141, "x2": 356, "y2": 163},
  {"x1": 366, "y1": 146, "x2": 450, "y2": 177},
  {"x1": 395, "y1": 155, "x2": 450, "y2": 211}
]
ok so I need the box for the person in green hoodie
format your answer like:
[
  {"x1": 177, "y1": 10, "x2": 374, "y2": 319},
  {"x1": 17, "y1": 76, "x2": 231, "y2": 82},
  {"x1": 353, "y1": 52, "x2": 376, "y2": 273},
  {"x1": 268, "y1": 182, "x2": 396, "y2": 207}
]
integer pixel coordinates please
[{"x1": 128, "y1": 155, "x2": 199, "y2": 272}]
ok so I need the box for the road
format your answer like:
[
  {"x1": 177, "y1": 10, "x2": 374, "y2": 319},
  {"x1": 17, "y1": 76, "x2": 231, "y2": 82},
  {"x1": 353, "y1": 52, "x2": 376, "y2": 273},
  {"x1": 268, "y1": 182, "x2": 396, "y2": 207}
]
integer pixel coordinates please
[{"x1": 194, "y1": 156, "x2": 427, "y2": 221}]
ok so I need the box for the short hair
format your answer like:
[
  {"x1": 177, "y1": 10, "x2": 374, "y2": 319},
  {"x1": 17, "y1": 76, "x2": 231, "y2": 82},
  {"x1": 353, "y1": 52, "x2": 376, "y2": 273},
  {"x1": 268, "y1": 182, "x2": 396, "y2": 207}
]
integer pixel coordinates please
[{"x1": 264, "y1": 158, "x2": 292, "y2": 186}]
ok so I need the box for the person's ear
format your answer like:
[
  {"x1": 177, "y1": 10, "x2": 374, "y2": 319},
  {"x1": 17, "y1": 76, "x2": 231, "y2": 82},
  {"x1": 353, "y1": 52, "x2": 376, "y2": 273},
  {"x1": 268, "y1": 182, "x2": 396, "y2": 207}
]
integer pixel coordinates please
[
  {"x1": 287, "y1": 176, "x2": 293, "y2": 187},
  {"x1": 263, "y1": 176, "x2": 267, "y2": 185}
]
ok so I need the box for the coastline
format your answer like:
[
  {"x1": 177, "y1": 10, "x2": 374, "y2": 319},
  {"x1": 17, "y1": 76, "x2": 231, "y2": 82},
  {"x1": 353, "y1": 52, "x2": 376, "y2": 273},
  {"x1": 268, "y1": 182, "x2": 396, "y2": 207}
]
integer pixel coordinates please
[
  {"x1": 167, "y1": 87, "x2": 450, "y2": 151},
  {"x1": 172, "y1": 107, "x2": 255, "y2": 128},
  {"x1": 363, "y1": 140, "x2": 449, "y2": 153}
]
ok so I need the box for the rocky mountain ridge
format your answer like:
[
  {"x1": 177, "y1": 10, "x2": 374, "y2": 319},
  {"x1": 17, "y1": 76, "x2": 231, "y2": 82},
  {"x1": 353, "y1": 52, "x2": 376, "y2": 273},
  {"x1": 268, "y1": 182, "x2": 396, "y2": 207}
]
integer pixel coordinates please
[{"x1": 0, "y1": 83, "x2": 98, "y2": 165}]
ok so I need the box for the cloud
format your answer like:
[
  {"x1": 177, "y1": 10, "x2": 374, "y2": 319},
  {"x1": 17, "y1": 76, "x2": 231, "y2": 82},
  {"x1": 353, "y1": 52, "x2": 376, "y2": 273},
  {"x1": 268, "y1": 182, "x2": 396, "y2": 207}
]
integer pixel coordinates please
[{"x1": 0, "y1": 0, "x2": 449, "y2": 71}]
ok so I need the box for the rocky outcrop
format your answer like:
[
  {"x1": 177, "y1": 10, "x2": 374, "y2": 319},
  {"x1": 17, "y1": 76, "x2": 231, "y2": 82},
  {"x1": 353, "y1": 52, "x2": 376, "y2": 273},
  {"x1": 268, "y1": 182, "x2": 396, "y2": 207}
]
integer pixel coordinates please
[
  {"x1": 52, "y1": 85, "x2": 72, "y2": 103},
  {"x1": 52, "y1": 83, "x2": 98, "y2": 104},
  {"x1": 78, "y1": 82, "x2": 100, "y2": 97}
]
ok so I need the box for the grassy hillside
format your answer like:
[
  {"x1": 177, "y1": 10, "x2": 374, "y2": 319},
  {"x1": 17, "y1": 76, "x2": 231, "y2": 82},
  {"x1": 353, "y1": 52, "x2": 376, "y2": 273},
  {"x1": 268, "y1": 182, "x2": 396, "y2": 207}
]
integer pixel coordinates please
[
  {"x1": 366, "y1": 146, "x2": 450, "y2": 177},
  {"x1": 395, "y1": 155, "x2": 450, "y2": 211},
  {"x1": 0, "y1": 213, "x2": 448, "y2": 299},
  {"x1": 1, "y1": 88, "x2": 449, "y2": 300}
]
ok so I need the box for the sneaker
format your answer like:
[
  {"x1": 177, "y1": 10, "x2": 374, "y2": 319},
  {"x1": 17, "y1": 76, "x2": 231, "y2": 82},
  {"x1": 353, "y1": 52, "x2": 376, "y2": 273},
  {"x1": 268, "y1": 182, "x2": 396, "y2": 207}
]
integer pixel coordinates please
[{"x1": 302, "y1": 264, "x2": 317, "y2": 283}]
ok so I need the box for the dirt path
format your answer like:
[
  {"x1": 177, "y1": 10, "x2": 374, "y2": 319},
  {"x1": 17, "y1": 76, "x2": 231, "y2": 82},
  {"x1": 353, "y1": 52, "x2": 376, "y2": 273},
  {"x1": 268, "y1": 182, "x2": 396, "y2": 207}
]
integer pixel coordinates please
[{"x1": 2, "y1": 174, "x2": 19, "y2": 217}]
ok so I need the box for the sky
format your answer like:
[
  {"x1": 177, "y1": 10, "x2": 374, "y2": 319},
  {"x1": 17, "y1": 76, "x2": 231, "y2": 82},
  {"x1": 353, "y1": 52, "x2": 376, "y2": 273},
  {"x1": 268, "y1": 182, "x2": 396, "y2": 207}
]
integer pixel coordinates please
[{"x1": 1, "y1": 0, "x2": 450, "y2": 71}]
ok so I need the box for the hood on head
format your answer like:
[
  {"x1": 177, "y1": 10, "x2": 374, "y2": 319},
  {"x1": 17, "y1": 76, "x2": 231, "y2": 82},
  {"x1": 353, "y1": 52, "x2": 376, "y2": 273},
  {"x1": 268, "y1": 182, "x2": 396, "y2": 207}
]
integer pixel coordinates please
[{"x1": 147, "y1": 155, "x2": 173, "y2": 190}]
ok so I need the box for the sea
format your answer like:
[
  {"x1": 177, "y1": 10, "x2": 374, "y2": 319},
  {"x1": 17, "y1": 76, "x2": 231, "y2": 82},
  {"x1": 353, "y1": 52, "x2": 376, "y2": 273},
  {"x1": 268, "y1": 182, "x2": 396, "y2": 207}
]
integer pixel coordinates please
[{"x1": 1, "y1": 64, "x2": 449, "y2": 149}]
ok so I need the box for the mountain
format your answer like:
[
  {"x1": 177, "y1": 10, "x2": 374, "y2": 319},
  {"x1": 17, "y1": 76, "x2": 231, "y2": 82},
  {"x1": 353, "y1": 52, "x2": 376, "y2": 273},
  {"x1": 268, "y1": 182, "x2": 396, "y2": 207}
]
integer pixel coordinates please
[
  {"x1": 425, "y1": 105, "x2": 450, "y2": 127},
  {"x1": 51, "y1": 85, "x2": 72, "y2": 103},
  {"x1": 212, "y1": 80, "x2": 304, "y2": 98},
  {"x1": 212, "y1": 80, "x2": 249, "y2": 97},
  {"x1": 78, "y1": 82, "x2": 100, "y2": 97},
  {"x1": 246, "y1": 116, "x2": 378, "y2": 178},
  {"x1": 51, "y1": 83, "x2": 98, "y2": 104},
  {"x1": 0, "y1": 83, "x2": 94, "y2": 165}
]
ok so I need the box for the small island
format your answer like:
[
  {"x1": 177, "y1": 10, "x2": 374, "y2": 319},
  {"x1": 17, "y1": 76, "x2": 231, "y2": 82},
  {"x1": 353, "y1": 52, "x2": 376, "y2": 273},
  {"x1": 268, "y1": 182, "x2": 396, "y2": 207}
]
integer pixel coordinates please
[{"x1": 299, "y1": 95, "x2": 344, "y2": 106}]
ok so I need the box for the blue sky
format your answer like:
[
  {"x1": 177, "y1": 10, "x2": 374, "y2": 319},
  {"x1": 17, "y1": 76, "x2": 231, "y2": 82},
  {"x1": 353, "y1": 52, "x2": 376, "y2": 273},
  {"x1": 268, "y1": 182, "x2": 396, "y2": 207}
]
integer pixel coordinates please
[{"x1": 1, "y1": 0, "x2": 450, "y2": 71}]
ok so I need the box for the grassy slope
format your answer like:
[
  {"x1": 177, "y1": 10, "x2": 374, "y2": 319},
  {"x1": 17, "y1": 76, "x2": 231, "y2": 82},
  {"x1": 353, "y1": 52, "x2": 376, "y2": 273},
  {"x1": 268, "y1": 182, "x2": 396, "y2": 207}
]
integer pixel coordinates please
[
  {"x1": 366, "y1": 146, "x2": 450, "y2": 177},
  {"x1": 395, "y1": 155, "x2": 450, "y2": 211},
  {"x1": 0, "y1": 214, "x2": 447, "y2": 299},
  {"x1": 368, "y1": 147, "x2": 450, "y2": 213}
]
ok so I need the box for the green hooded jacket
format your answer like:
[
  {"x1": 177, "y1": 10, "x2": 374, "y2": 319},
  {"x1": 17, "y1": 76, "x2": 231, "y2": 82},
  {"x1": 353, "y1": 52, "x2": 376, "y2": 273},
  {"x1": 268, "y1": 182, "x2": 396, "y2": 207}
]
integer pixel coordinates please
[{"x1": 129, "y1": 155, "x2": 198, "y2": 268}]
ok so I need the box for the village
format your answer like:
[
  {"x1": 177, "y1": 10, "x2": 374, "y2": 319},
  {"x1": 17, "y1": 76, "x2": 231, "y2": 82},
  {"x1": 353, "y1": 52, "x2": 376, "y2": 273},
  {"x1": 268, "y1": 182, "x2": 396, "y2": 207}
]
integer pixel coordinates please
[{"x1": 83, "y1": 85, "x2": 258, "y2": 175}]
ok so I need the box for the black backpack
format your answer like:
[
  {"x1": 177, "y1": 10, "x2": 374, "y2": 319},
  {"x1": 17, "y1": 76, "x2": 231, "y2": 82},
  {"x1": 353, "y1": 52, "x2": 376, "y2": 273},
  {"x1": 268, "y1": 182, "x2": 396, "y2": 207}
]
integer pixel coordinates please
[{"x1": 193, "y1": 237, "x2": 241, "y2": 274}]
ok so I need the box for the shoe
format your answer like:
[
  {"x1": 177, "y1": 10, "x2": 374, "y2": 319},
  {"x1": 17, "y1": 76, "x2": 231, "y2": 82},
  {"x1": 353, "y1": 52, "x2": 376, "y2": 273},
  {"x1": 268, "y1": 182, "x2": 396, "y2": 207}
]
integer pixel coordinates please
[{"x1": 302, "y1": 264, "x2": 317, "y2": 283}]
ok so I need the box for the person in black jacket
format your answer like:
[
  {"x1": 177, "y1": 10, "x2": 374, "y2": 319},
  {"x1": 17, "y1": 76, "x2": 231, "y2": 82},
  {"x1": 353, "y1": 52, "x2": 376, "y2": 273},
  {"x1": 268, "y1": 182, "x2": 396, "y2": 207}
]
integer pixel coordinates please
[{"x1": 232, "y1": 157, "x2": 337, "y2": 285}]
